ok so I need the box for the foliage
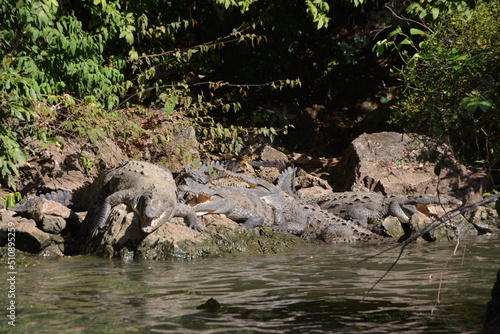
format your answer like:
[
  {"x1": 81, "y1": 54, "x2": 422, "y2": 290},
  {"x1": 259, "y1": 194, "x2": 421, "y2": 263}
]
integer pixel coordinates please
[
  {"x1": 0, "y1": 0, "x2": 126, "y2": 107},
  {"x1": 388, "y1": 1, "x2": 499, "y2": 167},
  {"x1": 373, "y1": 1, "x2": 475, "y2": 62},
  {"x1": 2, "y1": 0, "x2": 496, "y2": 207},
  {"x1": 0, "y1": 61, "x2": 37, "y2": 183},
  {"x1": 0, "y1": 1, "x2": 299, "y2": 181},
  {"x1": 216, "y1": 0, "x2": 331, "y2": 29},
  {"x1": 0, "y1": 0, "x2": 126, "y2": 186}
]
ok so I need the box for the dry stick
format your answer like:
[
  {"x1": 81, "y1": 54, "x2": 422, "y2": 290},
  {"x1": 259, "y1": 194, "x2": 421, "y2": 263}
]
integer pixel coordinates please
[
  {"x1": 359, "y1": 192, "x2": 500, "y2": 294},
  {"x1": 433, "y1": 257, "x2": 449, "y2": 312},
  {"x1": 432, "y1": 241, "x2": 463, "y2": 313},
  {"x1": 429, "y1": 243, "x2": 469, "y2": 312},
  {"x1": 453, "y1": 238, "x2": 461, "y2": 256}
]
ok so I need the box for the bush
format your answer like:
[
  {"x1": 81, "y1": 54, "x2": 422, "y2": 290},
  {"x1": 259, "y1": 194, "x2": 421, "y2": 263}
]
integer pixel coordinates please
[
  {"x1": 0, "y1": 0, "x2": 325, "y2": 197},
  {"x1": 390, "y1": 2, "x2": 499, "y2": 167},
  {"x1": 0, "y1": 0, "x2": 127, "y2": 184}
]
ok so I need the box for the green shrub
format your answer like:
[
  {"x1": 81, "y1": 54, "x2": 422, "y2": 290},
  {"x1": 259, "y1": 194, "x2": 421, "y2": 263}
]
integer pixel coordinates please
[{"x1": 390, "y1": 1, "x2": 499, "y2": 167}]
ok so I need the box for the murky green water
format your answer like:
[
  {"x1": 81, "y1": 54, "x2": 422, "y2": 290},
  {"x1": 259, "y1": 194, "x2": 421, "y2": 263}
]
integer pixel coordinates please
[{"x1": 2, "y1": 235, "x2": 499, "y2": 333}]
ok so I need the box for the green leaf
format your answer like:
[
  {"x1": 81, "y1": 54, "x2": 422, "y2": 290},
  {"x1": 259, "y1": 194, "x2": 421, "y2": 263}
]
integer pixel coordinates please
[
  {"x1": 431, "y1": 7, "x2": 440, "y2": 20},
  {"x1": 397, "y1": 38, "x2": 412, "y2": 50},
  {"x1": 387, "y1": 27, "x2": 403, "y2": 39},
  {"x1": 406, "y1": 3, "x2": 423, "y2": 14},
  {"x1": 410, "y1": 28, "x2": 426, "y2": 35},
  {"x1": 460, "y1": 97, "x2": 493, "y2": 115},
  {"x1": 129, "y1": 49, "x2": 138, "y2": 60},
  {"x1": 164, "y1": 100, "x2": 175, "y2": 115}
]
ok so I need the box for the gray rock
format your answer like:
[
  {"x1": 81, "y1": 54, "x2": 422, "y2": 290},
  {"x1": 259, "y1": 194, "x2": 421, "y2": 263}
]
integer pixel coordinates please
[
  {"x1": 260, "y1": 145, "x2": 288, "y2": 162},
  {"x1": 468, "y1": 206, "x2": 500, "y2": 233},
  {"x1": 332, "y1": 132, "x2": 492, "y2": 204},
  {"x1": 22, "y1": 198, "x2": 73, "y2": 234},
  {"x1": 0, "y1": 211, "x2": 54, "y2": 253},
  {"x1": 381, "y1": 216, "x2": 405, "y2": 239}
]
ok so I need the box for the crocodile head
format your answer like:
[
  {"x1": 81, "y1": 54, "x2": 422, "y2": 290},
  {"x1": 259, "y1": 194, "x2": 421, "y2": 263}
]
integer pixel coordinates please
[{"x1": 137, "y1": 193, "x2": 176, "y2": 233}]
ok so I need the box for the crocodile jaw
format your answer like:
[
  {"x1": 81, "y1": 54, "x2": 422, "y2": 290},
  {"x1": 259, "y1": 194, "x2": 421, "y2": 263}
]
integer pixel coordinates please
[
  {"x1": 138, "y1": 196, "x2": 176, "y2": 233},
  {"x1": 141, "y1": 209, "x2": 172, "y2": 233}
]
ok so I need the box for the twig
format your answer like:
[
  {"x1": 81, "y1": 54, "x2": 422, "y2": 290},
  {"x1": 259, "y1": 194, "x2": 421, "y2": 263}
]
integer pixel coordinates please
[
  {"x1": 384, "y1": 3, "x2": 435, "y2": 34},
  {"x1": 113, "y1": 79, "x2": 297, "y2": 111},
  {"x1": 129, "y1": 24, "x2": 256, "y2": 62}
]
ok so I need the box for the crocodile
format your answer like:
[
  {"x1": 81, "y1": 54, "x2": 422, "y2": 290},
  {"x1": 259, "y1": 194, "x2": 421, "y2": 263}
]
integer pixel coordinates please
[
  {"x1": 246, "y1": 162, "x2": 463, "y2": 233},
  {"x1": 184, "y1": 161, "x2": 464, "y2": 240},
  {"x1": 14, "y1": 160, "x2": 201, "y2": 236},
  {"x1": 260, "y1": 184, "x2": 383, "y2": 243},
  {"x1": 311, "y1": 191, "x2": 463, "y2": 232},
  {"x1": 180, "y1": 161, "x2": 273, "y2": 191},
  {"x1": 179, "y1": 178, "x2": 275, "y2": 229},
  {"x1": 180, "y1": 164, "x2": 389, "y2": 243}
]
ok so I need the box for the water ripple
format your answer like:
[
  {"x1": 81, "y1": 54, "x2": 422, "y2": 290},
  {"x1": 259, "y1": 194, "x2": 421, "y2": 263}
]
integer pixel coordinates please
[{"x1": 3, "y1": 235, "x2": 499, "y2": 333}]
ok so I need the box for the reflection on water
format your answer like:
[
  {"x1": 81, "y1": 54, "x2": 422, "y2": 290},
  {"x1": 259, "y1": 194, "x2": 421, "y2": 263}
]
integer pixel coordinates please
[{"x1": 2, "y1": 235, "x2": 499, "y2": 333}]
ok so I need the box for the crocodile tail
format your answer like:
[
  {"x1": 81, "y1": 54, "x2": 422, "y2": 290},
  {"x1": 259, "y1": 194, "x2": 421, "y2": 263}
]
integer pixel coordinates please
[
  {"x1": 211, "y1": 160, "x2": 243, "y2": 173},
  {"x1": 183, "y1": 161, "x2": 224, "y2": 184},
  {"x1": 11, "y1": 189, "x2": 74, "y2": 212},
  {"x1": 277, "y1": 167, "x2": 300, "y2": 199},
  {"x1": 211, "y1": 164, "x2": 276, "y2": 191},
  {"x1": 10, "y1": 197, "x2": 38, "y2": 212},
  {"x1": 41, "y1": 189, "x2": 73, "y2": 206}
]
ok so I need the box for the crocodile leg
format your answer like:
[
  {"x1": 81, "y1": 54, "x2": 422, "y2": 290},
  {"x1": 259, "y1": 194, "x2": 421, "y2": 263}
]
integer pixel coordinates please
[
  {"x1": 400, "y1": 204, "x2": 423, "y2": 218},
  {"x1": 90, "y1": 189, "x2": 132, "y2": 236},
  {"x1": 240, "y1": 217, "x2": 266, "y2": 229},
  {"x1": 77, "y1": 184, "x2": 110, "y2": 238},
  {"x1": 228, "y1": 209, "x2": 266, "y2": 229},
  {"x1": 187, "y1": 195, "x2": 269, "y2": 229},
  {"x1": 176, "y1": 203, "x2": 203, "y2": 231},
  {"x1": 388, "y1": 200, "x2": 412, "y2": 222}
]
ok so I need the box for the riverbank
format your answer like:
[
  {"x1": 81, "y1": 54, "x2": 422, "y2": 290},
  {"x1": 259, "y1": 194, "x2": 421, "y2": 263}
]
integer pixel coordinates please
[{"x1": 0, "y1": 128, "x2": 498, "y2": 259}]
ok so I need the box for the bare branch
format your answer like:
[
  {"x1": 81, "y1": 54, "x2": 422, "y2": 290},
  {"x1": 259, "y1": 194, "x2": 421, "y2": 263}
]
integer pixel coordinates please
[{"x1": 385, "y1": 3, "x2": 435, "y2": 34}]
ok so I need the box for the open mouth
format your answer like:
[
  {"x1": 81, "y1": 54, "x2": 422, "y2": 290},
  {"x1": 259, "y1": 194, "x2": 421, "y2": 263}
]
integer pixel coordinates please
[{"x1": 141, "y1": 210, "x2": 170, "y2": 233}]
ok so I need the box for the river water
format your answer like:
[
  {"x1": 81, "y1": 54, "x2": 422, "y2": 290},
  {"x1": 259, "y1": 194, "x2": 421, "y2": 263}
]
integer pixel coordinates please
[{"x1": 3, "y1": 235, "x2": 499, "y2": 333}]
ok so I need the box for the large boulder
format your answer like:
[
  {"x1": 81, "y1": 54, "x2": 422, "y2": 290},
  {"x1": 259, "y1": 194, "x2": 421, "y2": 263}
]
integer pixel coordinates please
[{"x1": 332, "y1": 132, "x2": 492, "y2": 204}]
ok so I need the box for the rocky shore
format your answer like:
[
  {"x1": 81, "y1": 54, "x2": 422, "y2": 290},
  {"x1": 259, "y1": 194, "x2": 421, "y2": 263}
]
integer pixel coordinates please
[{"x1": 0, "y1": 130, "x2": 498, "y2": 260}]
